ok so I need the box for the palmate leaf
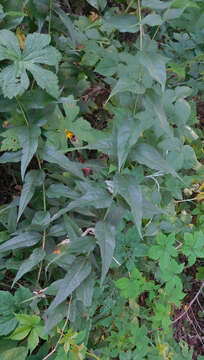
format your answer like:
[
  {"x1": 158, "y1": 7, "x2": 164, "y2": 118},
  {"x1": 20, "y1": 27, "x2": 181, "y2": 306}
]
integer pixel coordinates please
[{"x1": 0, "y1": 30, "x2": 61, "y2": 98}]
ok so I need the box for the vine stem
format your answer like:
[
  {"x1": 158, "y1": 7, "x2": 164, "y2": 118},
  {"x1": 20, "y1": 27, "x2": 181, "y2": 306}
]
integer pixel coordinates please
[
  {"x1": 48, "y1": 0, "x2": 53, "y2": 35},
  {"x1": 42, "y1": 294, "x2": 73, "y2": 360}
]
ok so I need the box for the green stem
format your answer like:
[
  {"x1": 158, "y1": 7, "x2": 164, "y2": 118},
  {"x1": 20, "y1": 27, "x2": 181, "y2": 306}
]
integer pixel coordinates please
[
  {"x1": 86, "y1": 351, "x2": 100, "y2": 360},
  {"x1": 16, "y1": 97, "x2": 29, "y2": 127},
  {"x1": 48, "y1": 0, "x2": 53, "y2": 35},
  {"x1": 133, "y1": 0, "x2": 143, "y2": 116}
]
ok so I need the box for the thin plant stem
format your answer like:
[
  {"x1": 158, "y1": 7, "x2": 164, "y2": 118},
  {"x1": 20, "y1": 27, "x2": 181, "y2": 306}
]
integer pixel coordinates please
[
  {"x1": 16, "y1": 97, "x2": 29, "y2": 127},
  {"x1": 36, "y1": 153, "x2": 47, "y2": 283},
  {"x1": 42, "y1": 294, "x2": 73, "y2": 360},
  {"x1": 48, "y1": 0, "x2": 53, "y2": 35},
  {"x1": 133, "y1": 0, "x2": 143, "y2": 116}
]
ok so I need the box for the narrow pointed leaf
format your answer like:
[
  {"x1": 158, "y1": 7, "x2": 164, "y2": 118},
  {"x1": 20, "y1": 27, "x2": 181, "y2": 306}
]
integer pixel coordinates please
[
  {"x1": 0, "y1": 232, "x2": 41, "y2": 253},
  {"x1": 17, "y1": 126, "x2": 40, "y2": 180},
  {"x1": 115, "y1": 175, "x2": 143, "y2": 238},
  {"x1": 95, "y1": 221, "x2": 116, "y2": 286},
  {"x1": 17, "y1": 170, "x2": 45, "y2": 222},
  {"x1": 47, "y1": 258, "x2": 91, "y2": 312},
  {"x1": 132, "y1": 143, "x2": 181, "y2": 179},
  {"x1": 12, "y1": 248, "x2": 45, "y2": 287}
]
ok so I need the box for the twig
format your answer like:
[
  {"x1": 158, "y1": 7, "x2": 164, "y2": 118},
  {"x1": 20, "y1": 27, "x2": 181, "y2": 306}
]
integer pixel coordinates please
[
  {"x1": 172, "y1": 281, "x2": 204, "y2": 325},
  {"x1": 42, "y1": 294, "x2": 72, "y2": 360}
]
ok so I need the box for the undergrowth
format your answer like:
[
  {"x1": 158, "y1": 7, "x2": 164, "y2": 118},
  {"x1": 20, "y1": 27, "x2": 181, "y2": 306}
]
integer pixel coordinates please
[{"x1": 0, "y1": 0, "x2": 203, "y2": 359}]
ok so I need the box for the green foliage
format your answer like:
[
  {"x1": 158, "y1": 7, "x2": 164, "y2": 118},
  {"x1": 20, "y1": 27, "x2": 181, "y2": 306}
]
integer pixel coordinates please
[{"x1": 0, "y1": 0, "x2": 203, "y2": 359}]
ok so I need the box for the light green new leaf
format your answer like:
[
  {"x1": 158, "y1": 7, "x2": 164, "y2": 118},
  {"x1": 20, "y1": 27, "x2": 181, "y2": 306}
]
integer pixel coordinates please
[
  {"x1": 10, "y1": 325, "x2": 31, "y2": 340},
  {"x1": 17, "y1": 126, "x2": 41, "y2": 180},
  {"x1": 0, "y1": 30, "x2": 61, "y2": 98},
  {"x1": 95, "y1": 221, "x2": 116, "y2": 286},
  {"x1": 12, "y1": 248, "x2": 45, "y2": 287},
  {"x1": 47, "y1": 258, "x2": 91, "y2": 312},
  {"x1": 17, "y1": 170, "x2": 45, "y2": 221},
  {"x1": 28, "y1": 328, "x2": 40, "y2": 354},
  {"x1": 115, "y1": 175, "x2": 143, "y2": 238},
  {"x1": 132, "y1": 144, "x2": 181, "y2": 179},
  {"x1": 0, "y1": 232, "x2": 41, "y2": 253}
]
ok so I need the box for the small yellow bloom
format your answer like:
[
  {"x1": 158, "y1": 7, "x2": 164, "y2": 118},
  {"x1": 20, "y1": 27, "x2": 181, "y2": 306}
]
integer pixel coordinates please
[
  {"x1": 16, "y1": 27, "x2": 26, "y2": 50},
  {"x1": 65, "y1": 130, "x2": 74, "y2": 139}
]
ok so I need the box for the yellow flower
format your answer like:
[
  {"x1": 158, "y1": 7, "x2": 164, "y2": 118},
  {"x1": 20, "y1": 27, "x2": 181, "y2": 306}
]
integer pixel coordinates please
[{"x1": 65, "y1": 130, "x2": 74, "y2": 139}]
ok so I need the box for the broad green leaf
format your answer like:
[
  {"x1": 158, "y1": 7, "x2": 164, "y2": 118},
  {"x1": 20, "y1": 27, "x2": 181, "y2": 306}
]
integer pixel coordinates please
[
  {"x1": 17, "y1": 126, "x2": 41, "y2": 180},
  {"x1": 0, "y1": 29, "x2": 20, "y2": 60},
  {"x1": 114, "y1": 175, "x2": 143, "y2": 238},
  {"x1": 86, "y1": 0, "x2": 107, "y2": 11},
  {"x1": 40, "y1": 146, "x2": 84, "y2": 179},
  {"x1": 76, "y1": 275, "x2": 95, "y2": 307},
  {"x1": 108, "y1": 78, "x2": 145, "y2": 101},
  {"x1": 139, "y1": 53, "x2": 167, "y2": 92},
  {"x1": 0, "y1": 347, "x2": 27, "y2": 360},
  {"x1": 0, "y1": 64, "x2": 29, "y2": 98},
  {"x1": 132, "y1": 143, "x2": 180, "y2": 179},
  {"x1": 0, "y1": 150, "x2": 22, "y2": 163},
  {"x1": 0, "y1": 316, "x2": 18, "y2": 336},
  {"x1": 144, "y1": 91, "x2": 172, "y2": 136},
  {"x1": 142, "y1": 0, "x2": 171, "y2": 10},
  {"x1": 47, "y1": 258, "x2": 91, "y2": 312},
  {"x1": 95, "y1": 221, "x2": 116, "y2": 286},
  {"x1": 95, "y1": 56, "x2": 118, "y2": 77},
  {"x1": 0, "y1": 232, "x2": 41, "y2": 253},
  {"x1": 12, "y1": 248, "x2": 45, "y2": 287},
  {"x1": 42, "y1": 303, "x2": 67, "y2": 335},
  {"x1": 113, "y1": 108, "x2": 141, "y2": 171},
  {"x1": 142, "y1": 14, "x2": 163, "y2": 26},
  {"x1": 105, "y1": 15, "x2": 139, "y2": 33},
  {"x1": 17, "y1": 170, "x2": 45, "y2": 221},
  {"x1": 172, "y1": 0, "x2": 199, "y2": 9}
]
